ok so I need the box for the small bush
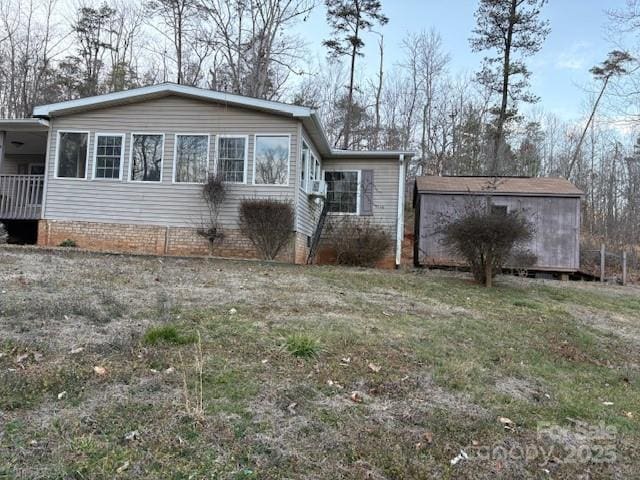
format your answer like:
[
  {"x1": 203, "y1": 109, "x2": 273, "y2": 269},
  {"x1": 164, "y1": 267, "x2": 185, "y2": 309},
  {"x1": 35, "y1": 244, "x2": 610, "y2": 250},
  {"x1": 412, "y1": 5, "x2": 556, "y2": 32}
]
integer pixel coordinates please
[
  {"x1": 328, "y1": 217, "x2": 392, "y2": 267},
  {"x1": 441, "y1": 202, "x2": 533, "y2": 287},
  {"x1": 143, "y1": 325, "x2": 196, "y2": 345},
  {"x1": 198, "y1": 174, "x2": 227, "y2": 246},
  {"x1": 285, "y1": 334, "x2": 320, "y2": 359},
  {"x1": 59, "y1": 239, "x2": 77, "y2": 247},
  {"x1": 239, "y1": 199, "x2": 294, "y2": 260},
  {"x1": 0, "y1": 223, "x2": 7, "y2": 244}
]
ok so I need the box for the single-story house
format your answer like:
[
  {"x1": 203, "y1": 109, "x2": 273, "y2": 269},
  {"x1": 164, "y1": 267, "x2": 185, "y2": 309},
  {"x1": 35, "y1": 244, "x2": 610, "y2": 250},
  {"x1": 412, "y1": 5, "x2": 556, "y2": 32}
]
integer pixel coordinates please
[
  {"x1": 413, "y1": 176, "x2": 584, "y2": 273},
  {"x1": 0, "y1": 83, "x2": 413, "y2": 267}
]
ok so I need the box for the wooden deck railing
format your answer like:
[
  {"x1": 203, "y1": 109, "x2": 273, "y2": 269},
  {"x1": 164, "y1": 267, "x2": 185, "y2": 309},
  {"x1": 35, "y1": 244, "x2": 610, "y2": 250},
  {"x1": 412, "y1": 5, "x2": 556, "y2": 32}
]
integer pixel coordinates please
[{"x1": 0, "y1": 174, "x2": 44, "y2": 220}]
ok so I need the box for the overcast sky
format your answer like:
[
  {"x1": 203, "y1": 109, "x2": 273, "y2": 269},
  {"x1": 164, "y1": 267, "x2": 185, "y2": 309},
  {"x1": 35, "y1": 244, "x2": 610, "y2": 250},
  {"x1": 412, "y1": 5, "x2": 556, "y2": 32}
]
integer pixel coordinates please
[{"x1": 295, "y1": 0, "x2": 633, "y2": 122}]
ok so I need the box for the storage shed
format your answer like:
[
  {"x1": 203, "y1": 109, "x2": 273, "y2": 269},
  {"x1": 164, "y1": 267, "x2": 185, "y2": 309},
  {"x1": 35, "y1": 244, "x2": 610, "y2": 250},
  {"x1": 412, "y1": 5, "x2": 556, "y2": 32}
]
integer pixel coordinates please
[{"x1": 413, "y1": 176, "x2": 584, "y2": 273}]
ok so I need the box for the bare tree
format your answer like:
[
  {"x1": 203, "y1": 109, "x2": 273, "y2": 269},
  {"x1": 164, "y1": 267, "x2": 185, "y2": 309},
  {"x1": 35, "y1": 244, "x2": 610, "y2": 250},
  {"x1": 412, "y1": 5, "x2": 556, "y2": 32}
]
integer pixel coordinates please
[
  {"x1": 567, "y1": 50, "x2": 633, "y2": 177},
  {"x1": 146, "y1": 0, "x2": 200, "y2": 84},
  {"x1": 201, "y1": 0, "x2": 313, "y2": 100}
]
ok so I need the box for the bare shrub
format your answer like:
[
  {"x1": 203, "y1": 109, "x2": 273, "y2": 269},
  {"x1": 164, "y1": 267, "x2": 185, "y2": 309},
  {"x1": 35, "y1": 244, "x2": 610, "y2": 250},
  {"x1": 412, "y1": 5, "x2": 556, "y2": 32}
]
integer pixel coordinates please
[
  {"x1": 198, "y1": 174, "x2": 227, "y2": 248},
  {"x1": 0, "y1": 223, "x2": 7, "y2": 244},
  {"x1": 239, "y1": 199, "x2": 294, "y2": 260},
  {"x1": 508, "y1": 248, "x2": 538, "y2": 277},
  {"x1": 441, "y1": 201, "x2": 533, "y2": 287},
  {"x1": 327, "y1": 217, "x2": 392, "y2": 267}
]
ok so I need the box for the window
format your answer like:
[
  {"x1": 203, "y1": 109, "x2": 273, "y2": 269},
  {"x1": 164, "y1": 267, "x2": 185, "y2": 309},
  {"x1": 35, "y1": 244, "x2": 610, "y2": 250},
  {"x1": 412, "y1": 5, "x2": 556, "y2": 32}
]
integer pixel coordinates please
[
  {"x1": 491, "y1": 205, "x2": 508, "y2": 215},
  {"x1": 130, "y1": 134, "x2": 163, "y2": 182},
  {"x1": 218, "y1": 136, "x2": 247, "y2": 183},
  {"x1": 94, "y1": 134, "x2": 124, "y2": 179},
  {"x1": 254, "y1": 135, "x2": 290, "y2": 185},
  {"x1": 175, "y1": 134, "x2": 209, "y2": 183},
  {"x1": 57, "y1": 131, "x2": 88, "y2": 178},
  {"x1": 325, "y1": 171, "x2": 359, "y2": 214},
  {"x1": 300, "y1": 142, "x2": 309, "y2": 188},
  {"x1": 314, "y1": 157, "x2": 321, "y2": 182}
]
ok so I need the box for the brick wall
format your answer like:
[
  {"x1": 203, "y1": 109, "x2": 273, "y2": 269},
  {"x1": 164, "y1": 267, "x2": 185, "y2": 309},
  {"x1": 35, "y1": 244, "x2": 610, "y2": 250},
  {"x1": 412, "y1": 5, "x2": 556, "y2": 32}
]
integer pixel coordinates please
[{"x1": 37, "y1": 220, "x2": 302, "y2": 263}]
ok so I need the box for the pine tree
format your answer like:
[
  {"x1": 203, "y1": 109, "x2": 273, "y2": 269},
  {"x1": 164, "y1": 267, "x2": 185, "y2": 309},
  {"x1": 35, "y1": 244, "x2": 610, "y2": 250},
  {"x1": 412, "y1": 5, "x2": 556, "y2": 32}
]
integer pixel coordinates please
[
  {"x1": 323, "y1": 0, "x2": 388, "y2": 149},
  {"x1": 470, "y1": 0, "x2": 549, "y2": 174}
]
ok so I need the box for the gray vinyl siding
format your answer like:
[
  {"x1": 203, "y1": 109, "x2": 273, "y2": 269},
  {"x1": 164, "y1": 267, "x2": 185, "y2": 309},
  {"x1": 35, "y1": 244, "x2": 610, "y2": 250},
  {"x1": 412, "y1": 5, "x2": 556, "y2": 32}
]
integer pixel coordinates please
[
  {"x1": 295, "y1": 127, "x2": 324, "y2": 237},
  {"x1": 322, "y1": 157, "x2": 400, "y2": 240},
  {"x1": 44, "y1": 95, "x2": 298, "y2": 228},
  {"x1": 416, "y1": 193, "x2": 581, "y2": 271},
  {"x1": 1, "y1": 155, "x2": 45, "y2": 174}
]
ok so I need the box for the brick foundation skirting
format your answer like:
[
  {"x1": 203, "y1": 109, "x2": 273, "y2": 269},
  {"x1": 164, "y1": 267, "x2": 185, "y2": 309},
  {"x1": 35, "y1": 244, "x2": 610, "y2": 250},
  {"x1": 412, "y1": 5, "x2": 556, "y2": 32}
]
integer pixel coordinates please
[{"x1": 37, "y1": 220, "x2": 304, "y2": 264}]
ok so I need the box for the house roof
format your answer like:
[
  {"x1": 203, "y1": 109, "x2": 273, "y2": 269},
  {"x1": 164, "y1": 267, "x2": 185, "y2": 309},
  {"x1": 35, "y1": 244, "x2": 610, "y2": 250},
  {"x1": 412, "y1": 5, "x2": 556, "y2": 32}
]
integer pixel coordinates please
[
  {"x1": 31, "y1": 83, "x2": 414, "y2": 161},
  {"x1": 415, "y1": 176, "x2": 584, "y2": 197},
  {"x1": 0, "y1": 118, "x2": 50, "y2": 131}
]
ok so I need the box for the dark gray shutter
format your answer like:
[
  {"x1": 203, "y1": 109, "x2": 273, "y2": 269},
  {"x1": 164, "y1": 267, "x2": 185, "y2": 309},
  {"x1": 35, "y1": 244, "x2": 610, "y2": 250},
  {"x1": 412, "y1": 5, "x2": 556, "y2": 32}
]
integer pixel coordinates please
[{"x1": 360, "y1": 169, "x2": 374, "y2": 216}]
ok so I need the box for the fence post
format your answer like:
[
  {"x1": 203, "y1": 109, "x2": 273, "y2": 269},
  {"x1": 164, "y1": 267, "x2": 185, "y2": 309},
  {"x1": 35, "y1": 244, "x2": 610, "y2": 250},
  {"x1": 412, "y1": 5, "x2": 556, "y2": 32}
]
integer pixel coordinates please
[
  {"x1": 622, "y1": 251, "x2": 627, "y2": 286},
  {"x1": 600, "y1": 244, "x2": 605, "y2": 283}
]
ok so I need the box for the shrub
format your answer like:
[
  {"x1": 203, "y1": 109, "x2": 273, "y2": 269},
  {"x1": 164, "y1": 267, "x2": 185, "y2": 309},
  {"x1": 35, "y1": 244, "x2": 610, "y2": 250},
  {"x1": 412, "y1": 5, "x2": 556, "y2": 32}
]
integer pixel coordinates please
[
  {"x1": 143, "y1": 325, "x2": 197, "y2": 345},
  {"x1": 0, "y1": 223, "x2": 7, "y2": 244},
  {"x1": 327, "y1": 217, "x2": 392, "y2": 267},
  {"x1": 508, "y1": 248, "x2": 538, "y2": 277},
  {"x1": 59, "y1": 239, "x2": 77, "y2": 247},
  {"x1": 198, "y1": 174, "x2": 227, "y2": 247},
  {"x1": 239, "y1": 199, "x2": 294, "y2": 260},
  {"x1": 441, "y1": 202, "x2": 533, "y2": 287},
  {"x1": 285, "y1": 334, "x2": 320, "y2": 359}
]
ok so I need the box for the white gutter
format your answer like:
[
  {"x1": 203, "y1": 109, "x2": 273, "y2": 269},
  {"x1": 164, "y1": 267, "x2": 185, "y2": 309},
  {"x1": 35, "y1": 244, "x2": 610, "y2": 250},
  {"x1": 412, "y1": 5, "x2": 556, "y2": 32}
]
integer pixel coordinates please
[
  {"x1": 395, "y1": 154, "x2": 406, "y2": 268},
  {"x1": 40, "y1": 122, "x2": 53, "y2": 220}
]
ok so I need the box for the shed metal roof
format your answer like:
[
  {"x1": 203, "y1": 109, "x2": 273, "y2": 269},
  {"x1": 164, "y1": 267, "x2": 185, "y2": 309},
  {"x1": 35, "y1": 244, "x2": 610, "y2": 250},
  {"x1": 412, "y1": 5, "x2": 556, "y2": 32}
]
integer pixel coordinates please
[{"x1": 415, "y1": 176, "x2": 584, "y2": 197}]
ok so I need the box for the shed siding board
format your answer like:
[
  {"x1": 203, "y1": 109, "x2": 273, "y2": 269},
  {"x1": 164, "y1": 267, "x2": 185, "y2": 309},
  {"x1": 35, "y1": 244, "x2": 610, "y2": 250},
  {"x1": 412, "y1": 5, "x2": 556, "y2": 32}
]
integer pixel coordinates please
[
  {"x1": 417, "y1": 193, "x2": 580, "y2": 271},
  {"x1": 44, "y1": 95, "x2": 298, "y2": 228},
  {"x1": 322, "y1": 157, "x2": 399, "y2": 239},
  {"x1": 295, "y1": 126, "x2": 323, "y2": 237}
]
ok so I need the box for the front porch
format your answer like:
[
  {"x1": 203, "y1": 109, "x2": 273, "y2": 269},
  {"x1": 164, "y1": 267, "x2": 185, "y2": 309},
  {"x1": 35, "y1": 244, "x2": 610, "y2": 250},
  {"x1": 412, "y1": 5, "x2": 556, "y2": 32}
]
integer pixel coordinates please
[{"x1": 0, "y1": 119, "x2": 49, "y2": 221}]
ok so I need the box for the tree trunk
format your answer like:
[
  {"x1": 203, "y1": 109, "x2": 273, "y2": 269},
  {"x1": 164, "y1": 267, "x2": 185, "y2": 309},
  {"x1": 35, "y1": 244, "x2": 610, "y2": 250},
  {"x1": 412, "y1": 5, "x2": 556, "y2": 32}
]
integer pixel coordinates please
[
  {"x1": 566, "y1": 75, "x2": 610, "y2": 178},
  {"x1": 492, "y1": 0, "x2": 517, "y2": 175},
  {"x1": 485, "y1": 253, "x2": 493, "y2": 288},
  {"x1": 343, "y1": 1, "x2": 361, "y2": 150},
  {"x1": 373, "y1": 35, "x2": 383, "y2": 149}
]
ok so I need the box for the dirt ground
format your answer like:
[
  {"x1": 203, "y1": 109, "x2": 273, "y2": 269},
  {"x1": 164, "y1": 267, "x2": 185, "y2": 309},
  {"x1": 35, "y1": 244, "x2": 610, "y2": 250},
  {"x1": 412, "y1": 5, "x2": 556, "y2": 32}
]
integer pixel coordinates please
[{"x1": 0, "y1": 247, "x2": 638, "y2": 479}]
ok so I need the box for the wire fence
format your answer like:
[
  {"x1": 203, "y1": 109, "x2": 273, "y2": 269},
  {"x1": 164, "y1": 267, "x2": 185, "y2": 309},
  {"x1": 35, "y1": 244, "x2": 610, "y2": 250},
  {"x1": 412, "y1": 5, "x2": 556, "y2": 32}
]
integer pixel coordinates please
[{"x1": 580, "y1": 242, "x2": 639, "y2": 285}]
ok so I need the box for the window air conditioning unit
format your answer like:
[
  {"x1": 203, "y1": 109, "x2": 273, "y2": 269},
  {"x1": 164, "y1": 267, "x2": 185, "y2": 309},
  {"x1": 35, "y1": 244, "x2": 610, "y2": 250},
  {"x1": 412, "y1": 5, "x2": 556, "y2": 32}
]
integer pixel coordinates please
[{"x1": 309, "y1": 180, "x2": 327, "y2": 197}]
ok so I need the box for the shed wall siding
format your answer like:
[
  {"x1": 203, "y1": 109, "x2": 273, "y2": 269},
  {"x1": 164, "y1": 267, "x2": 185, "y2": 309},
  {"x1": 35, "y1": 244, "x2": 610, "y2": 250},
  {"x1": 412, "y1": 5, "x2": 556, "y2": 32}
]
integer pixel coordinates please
[
  {"x1": 44, "y1": 95, "x2": 298, "y2": 228},
  {"x1": 417, "y1": 193, "x2": 580, "y2": 271}
]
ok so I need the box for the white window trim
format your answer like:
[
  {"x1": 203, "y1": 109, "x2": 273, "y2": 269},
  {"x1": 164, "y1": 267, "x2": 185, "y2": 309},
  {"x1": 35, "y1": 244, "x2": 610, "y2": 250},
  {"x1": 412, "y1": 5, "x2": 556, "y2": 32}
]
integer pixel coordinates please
[
  {"x1": 92, "y1": 132, "x2": 125, "y2": 181},
  {"x1": 216, "y1": 134, "x2": 249, "y2": 184},
  {"x1": 311, "y1": 156, "x2": 321, "y2": 194},
  {"x1": 54, "y1": 130, "x2": 90, "y2": 180},
  {"x1": 128, "y1": 132, "x2": 165, "y2": 183},
  {"x1": 172, "y1": 133, "x2": 210, "y2": 184},
  {"x1": 325, "y1": 169, "x2": 361, "y2": 216},
  {"x1": 300, "y1": 140, "x2": 309, "y2": 190},
  {"x1": 252, "y1": 133, "x2": 291, "y2": 187}
]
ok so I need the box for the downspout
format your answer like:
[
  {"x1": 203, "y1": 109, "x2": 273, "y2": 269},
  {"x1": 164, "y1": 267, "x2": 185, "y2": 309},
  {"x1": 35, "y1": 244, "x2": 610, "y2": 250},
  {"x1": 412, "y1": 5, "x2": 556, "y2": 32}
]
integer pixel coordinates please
[
  {"x1": 0, "y1": 131, "x2": 5, "y2": 171},
  {"x1": 41, "y1": 122, "x2": 52, "y2": 220},
  {"x1": 395, "y1": 154, "x2": 406, "y2": 268}
]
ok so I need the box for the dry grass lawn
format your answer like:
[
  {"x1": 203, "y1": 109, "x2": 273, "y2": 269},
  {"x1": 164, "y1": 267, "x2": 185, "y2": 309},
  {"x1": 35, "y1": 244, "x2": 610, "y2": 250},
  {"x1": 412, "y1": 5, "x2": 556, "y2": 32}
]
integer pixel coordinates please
[{"x1": 0, "y1": 247, "x2": 639, "y2": 479}]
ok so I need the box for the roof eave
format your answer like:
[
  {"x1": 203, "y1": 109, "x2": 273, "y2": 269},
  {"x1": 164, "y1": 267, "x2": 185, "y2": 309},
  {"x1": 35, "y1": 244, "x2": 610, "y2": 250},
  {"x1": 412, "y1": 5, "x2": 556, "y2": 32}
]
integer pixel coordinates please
[
  {"x1": 416, "y1": 189, "x2": 584, "y2": 197},
  {"x1": 0, "y1": 118, "x2": 50, "y2": 131},
  {"x1": 32, "y1": 83, "x2": 313, "y2": 119}
]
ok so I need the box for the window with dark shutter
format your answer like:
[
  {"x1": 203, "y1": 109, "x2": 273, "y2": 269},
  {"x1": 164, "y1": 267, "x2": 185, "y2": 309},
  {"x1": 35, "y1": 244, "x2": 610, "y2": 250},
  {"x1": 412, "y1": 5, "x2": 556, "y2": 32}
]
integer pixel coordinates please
[{"x1": 360, "y1": 169, "x2": 374, "y2": 216}]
